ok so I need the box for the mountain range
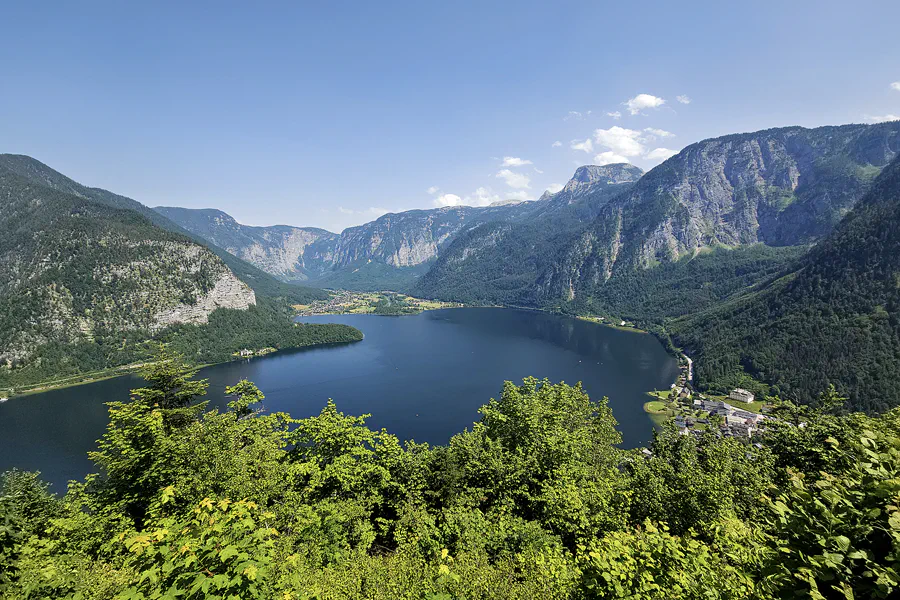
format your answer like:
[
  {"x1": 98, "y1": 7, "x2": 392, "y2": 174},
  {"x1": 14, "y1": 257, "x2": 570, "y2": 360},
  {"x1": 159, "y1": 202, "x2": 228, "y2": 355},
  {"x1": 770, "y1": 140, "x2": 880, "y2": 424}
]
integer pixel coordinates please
[
  {"x1": 673, "y1": 152, "x2": 900, "y2": 412},
  {"x1": 4, "y1": 120, "x2": 900, "y2": 409},
  {"x1": 157, "y1": 163, "x2": 646, "y2": 292},
  {"x1": 0, "y1": 155, "x2": 351, "y2": 389}
]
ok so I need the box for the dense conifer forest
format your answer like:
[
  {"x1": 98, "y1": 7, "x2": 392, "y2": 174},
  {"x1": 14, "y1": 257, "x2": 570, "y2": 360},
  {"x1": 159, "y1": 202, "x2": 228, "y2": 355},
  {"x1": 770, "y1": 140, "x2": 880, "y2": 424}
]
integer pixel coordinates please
[{"x1": 673, "y1": 155, "x2": 900, "y2": 412}]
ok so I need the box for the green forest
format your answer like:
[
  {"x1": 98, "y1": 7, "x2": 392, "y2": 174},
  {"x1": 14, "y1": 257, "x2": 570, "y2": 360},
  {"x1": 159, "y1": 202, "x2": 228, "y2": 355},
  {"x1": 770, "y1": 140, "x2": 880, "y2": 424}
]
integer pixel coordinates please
[
  {"x1": 672, "y1": 155, "x2": 900, "y2": 413},
  {"x1": 2, "y1": 349, "x2": 898, "y2": 599},
  {"x1": 0, "y1": 299, "x2": 362, "y2": 392}
]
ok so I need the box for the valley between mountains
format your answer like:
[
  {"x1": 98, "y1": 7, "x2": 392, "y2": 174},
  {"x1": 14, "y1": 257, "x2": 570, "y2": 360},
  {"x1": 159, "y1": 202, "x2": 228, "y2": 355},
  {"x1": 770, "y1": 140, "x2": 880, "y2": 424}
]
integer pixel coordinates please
[
  {"x1": 2, "y1": 121, "x2": 900, "y2": 412},
  {"x1": 155, "y1": 121, "x2": 900, "y2": 412}
]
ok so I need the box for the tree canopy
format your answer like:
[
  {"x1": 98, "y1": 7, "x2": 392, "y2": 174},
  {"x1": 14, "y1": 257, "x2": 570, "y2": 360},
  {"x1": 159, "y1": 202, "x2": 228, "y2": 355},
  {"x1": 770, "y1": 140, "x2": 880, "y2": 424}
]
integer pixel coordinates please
[{"x1": 2, "y1": 350, "x2": 899, "y2": 599}]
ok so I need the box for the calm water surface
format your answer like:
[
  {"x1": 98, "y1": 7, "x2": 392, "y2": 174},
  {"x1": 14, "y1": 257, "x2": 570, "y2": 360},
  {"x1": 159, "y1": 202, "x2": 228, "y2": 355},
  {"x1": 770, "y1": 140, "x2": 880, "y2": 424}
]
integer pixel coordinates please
[{"x1": 0, "y1": 308, "x2": 679, "y2": 489}]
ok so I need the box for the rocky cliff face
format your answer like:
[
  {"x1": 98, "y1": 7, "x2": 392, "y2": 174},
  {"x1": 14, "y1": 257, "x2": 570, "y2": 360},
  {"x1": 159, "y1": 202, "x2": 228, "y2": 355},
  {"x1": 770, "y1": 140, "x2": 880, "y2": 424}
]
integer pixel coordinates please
[
  {"x1": 158, "y1": 201, "x2": 541, "y2": 289},
  {"x1": 0, "y1": 163, "x2": 257, "y2": 370},
  {"x1": 534, "y1": 164, "x2": 643, "y2": 217},
  {"x1": 153, "y1": 207, "x2": 339, "y2": 281},
  {"x1": 413, "y1": 164, "x2": 644, "y2": 304},
  {"x1": 152, "y1": 270, "x2": 256, "y2": 330},
  {"x1": 539, "y1": 122, "x2": 900, "y2": 302}
]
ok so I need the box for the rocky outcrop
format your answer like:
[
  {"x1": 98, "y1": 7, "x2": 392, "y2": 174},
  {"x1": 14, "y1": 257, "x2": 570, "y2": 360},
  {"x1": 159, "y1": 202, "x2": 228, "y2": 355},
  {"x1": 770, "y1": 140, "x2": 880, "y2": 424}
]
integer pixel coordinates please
[
  {"x1": 158, "y1": 202, "x2": 542, "y2": 288},
  {"x1": 0, "y1": 161, "x2": 263, "y2": 370},
  {"x1": 153, "y1": 207, "x2": 339, "y2": 281},
  {"x1": 539, "y1": 122, "x2": 900, "y2": 302},
  {"x1": 152, "y1": 270, "x2": 256, "y2": 330}
]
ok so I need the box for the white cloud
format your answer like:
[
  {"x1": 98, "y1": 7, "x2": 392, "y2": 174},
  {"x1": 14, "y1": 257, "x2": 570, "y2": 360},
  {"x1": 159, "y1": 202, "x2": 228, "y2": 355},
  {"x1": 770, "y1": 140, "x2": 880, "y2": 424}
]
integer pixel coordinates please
[
  {"x1": 644, "y1": 127, "x2": 675, "y2": 138},
  {"x1": 864, "y1": 114, "x2": 900, "y2": 123},
  {"x1": 426, "y1": 186, "x2": 439, "y2": 195},
  {"x1": 570, "y1": 138, "x2": 594, "y2": 153},
  {"x1": 676, "y1": 95, "x2": 692, "y2": 104},
  {"x1": 545, "y1": 183, "x2": 564, "y2": 194},
  {"x1": 594, "y1": 126, "x2": 645, "y2": 156},
  {"x1": 470, "y1": 187, "x2": 501, "y2": 205},
  {"x1": 505, "y1": 190, "x2": 535, "y2": 201},
  {"x1": 645, "y1": 147, "x2": 678, "y2": 161},
  {"x1": 432, "y1": 187, "x2": 535, "y2": 208},
  {"x1": 434, "y1": 193, "x2": 463, "y2": 207},
  {"x1": 582, "y1": 126, "x2": 682, "y2": 164},
  {"x1": 501, "y1": 156, "x2": 533, "y2": 167},
  {"x1": 565, "y1": 111, "x2": 585, "y2": 121},
  {"x1": 551, "y1": 140, "x2": 562, "y2": 148},
  {"x1": 496, "y1": 169, "x2": 531, "y2": 189},
  {"x1": 606, "y1": 111, "x2": 622, "y2": 120},
  {"x1": 891, "y1": 82, "x2": 900, "y2": 91},
  {"x1": 593, "y1": 152, "x2": 631, "y2": 165},
  {"x1": 624, "y1": 93, "x2": 666, "y2": 115},
  {"x1": 533, "y1": 167, "x2": 544, "y2": 174}
]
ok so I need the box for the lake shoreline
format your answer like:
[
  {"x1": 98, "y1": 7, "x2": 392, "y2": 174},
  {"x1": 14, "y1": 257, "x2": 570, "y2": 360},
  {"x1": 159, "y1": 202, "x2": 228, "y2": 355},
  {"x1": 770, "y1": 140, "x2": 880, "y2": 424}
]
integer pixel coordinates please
[
  {"x1": 6, "y1": 304, "x2": 676, "y2": 399},
  {"x1": 4, "y1": 338, "x2": 364, "y2": 399}
]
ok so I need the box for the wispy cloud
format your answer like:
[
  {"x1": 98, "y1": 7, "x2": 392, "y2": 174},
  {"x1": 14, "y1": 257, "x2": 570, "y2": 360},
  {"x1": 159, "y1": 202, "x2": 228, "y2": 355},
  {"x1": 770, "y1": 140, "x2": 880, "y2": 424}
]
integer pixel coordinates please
[
  {"x1": 570, "y1": 138, "x2": 594, "y2": 153},
  {"x1": 594, "y1": 126, "x2": 645, "y2": 156},
  {"x1": 623, "y1": 93, "x2": 666, "y2": 115},
  {"x1": 501, "y1": 156, "x2": 533, "y2": 167},
  {"x1": 644, "y1": 147, "x2": 678, "y2": 161},
  {"x1": 676, "y1": 95, "x2": 692, "y2": 104},
  {"x1": 589, "y1": 126, "x2": 680, "y2": 165},
  {"x1": 864, "y1": 114, "x2": 900, "y2": 123},
  {"x1": 644, "y1": 127, "x2": 675, "y2": 138},
  {"x1": 426, "y1": 186, "x2": 439, "y2": 195},
  {"x1": 432, "y1": 186, "x2": 533, "y2": 208},
  {"x1": 434, "y1": 193, "x2": 463, "y2": 207},
  {"x1": 606, "y1": 111, "x2": 622, "y2": 120},
  {"x1": 496, "y1": 169, "x2": 531, "y2": 189},
  {"x1": 338, "y1": 206, "x2": 389, "y2": 217},
  {"x1": 891, "y1": 82, "x2": 900, "y2": 92},
  {"x1": 593, "y1": 152, "x2": 631, "y2": 165},
  {"x1": 551, "y1": 140, "x2": 562, "y2": 148}
]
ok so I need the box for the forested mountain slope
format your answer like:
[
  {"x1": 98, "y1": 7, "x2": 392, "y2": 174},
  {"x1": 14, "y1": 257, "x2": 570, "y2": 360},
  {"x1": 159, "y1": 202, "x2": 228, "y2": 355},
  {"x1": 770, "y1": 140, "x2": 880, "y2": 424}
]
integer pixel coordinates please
[
  {"x1": 414, "y1": 164, "x2": 644, "y2": 304},
  {"x1": 674, "y1": 154, "x2": 900, "y2": 412},
  {"x1": 0, "y1": 168, "x2": 255, "y2": 376},
  {"x1": 539, "y1": 122, "x2": 900, "y2": 303},
  {"x1": 0, "y1": 155, "x2": 329, "y2": 305},
  {"x1": 0, "y1": 156, "x2": 356, "y2": 389}
]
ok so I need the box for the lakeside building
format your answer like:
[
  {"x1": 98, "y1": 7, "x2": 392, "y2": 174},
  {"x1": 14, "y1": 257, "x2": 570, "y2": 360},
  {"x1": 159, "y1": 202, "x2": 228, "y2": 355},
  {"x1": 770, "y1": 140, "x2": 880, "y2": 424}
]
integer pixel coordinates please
[{"x1": 729, "y1": 388, "x2": 755, "y2": 404}]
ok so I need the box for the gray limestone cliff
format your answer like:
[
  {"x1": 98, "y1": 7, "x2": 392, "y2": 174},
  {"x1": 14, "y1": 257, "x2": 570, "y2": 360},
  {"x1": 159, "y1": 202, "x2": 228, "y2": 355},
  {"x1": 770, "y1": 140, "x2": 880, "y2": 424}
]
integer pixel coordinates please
[{"x1": 539, "y1": 122, "x2": 900, "y2": 302}]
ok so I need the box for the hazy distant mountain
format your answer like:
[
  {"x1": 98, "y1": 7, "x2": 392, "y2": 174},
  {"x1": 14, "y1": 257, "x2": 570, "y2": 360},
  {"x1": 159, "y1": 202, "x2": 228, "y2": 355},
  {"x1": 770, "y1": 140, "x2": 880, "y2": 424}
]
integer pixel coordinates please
[
  {"x1": 157, "y1": 201, "x2": 542, "y2": 291},
  {"x1": 154, "y1": 207, "x2": 340, "y2": 282}
]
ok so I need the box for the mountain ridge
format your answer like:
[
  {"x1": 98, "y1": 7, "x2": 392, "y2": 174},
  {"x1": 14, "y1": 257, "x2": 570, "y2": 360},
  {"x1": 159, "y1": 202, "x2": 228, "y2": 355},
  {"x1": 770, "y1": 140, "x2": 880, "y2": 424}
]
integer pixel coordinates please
[{"x1": 672, "y1": 152, "x2": 900, "y2": 412}]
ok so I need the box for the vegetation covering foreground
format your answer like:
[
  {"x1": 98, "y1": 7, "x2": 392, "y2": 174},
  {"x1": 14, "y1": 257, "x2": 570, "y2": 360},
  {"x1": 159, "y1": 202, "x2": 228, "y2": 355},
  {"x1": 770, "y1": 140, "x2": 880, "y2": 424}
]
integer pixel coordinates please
[{"x1": 1, "y1": 349, "x2": 899, "y2": 599}]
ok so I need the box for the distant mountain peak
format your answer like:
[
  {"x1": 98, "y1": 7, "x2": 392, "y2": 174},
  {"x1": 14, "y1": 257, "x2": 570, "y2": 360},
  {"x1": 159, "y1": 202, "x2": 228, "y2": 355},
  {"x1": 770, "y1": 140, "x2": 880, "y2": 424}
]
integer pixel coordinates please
[{"x1": 566, "y1": 164, "x2": 644, "y2": 189}]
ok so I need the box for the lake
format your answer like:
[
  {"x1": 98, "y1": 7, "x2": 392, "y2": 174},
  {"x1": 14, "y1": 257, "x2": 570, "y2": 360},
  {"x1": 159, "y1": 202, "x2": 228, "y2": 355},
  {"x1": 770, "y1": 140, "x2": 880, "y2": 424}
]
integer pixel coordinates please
[{"x1": 0, "y1": 308, "x2": 680, "y2": 490}]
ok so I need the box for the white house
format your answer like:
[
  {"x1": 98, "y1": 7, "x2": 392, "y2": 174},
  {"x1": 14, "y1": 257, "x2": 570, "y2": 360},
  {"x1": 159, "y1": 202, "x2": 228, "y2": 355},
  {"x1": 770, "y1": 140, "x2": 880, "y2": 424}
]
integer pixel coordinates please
[{"x1": 729, "y1": 388, "x2": 755, "y2": 404}]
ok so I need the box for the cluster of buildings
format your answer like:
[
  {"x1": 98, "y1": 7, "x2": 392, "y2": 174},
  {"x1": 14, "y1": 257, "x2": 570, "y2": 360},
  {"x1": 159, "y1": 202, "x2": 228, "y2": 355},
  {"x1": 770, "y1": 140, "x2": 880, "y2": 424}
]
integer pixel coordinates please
[{"x1": 667, "y1": 385, "x2": 768, "y2": 439}]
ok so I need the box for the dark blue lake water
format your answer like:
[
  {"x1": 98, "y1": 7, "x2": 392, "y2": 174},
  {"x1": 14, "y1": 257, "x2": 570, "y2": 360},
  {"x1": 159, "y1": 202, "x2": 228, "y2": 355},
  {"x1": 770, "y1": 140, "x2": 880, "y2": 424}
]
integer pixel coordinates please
[{"x1": 0, "y1": 308, "x2": 679, "y2": 490}]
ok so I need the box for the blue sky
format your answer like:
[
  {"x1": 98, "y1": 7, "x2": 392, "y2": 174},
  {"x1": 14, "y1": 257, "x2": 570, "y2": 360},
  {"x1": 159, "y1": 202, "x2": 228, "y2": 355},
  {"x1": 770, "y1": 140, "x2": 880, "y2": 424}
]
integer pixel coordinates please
[{"x1": 2, "y1": 1, "x2": 899, "y2": 232}]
